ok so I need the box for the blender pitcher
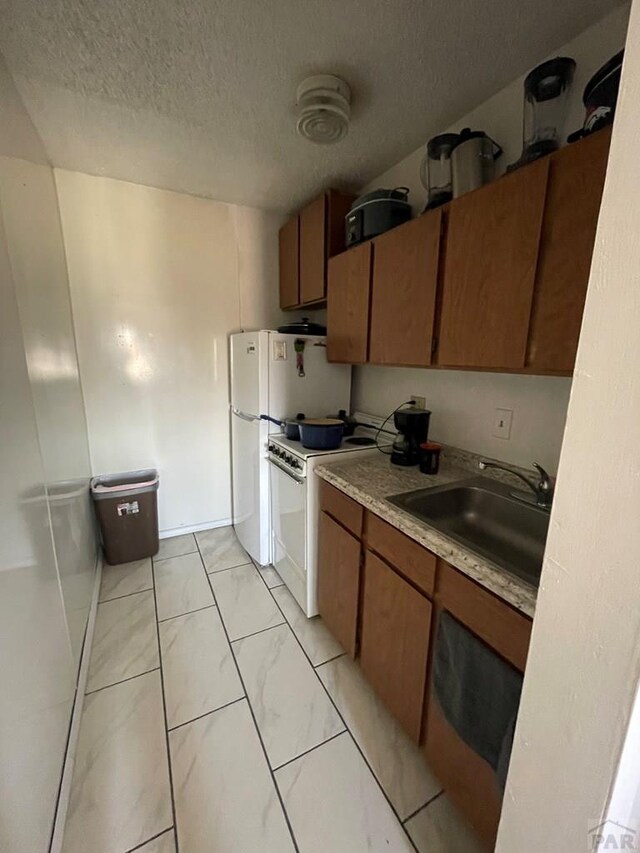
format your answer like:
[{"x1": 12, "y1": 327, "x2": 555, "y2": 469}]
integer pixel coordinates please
[{"x1": 508, "y1": 56, "x2": 576, "y2": 171}]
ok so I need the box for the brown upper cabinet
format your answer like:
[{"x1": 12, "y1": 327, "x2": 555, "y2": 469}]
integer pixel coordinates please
[
  {"x1": 369, "y1": 210, "x2": 442, "y2": 366},
  {"x1": 324, "y1": 128, "x2": 610, "y2": 374},
  {"x1": 279, "y1": 189, "x2": 354, "y2": 311},
  {"x1": 278, "y1": 216, "x2": 299, "y2": 309},
  {"x1": 327, "y1": 241, "x2": 372, "y2": 364},
  {"x1": 299, "y1": 194, "x2": 326, "y2": 304},
  {"x1": 437, "y1": 157, "x2": 549, "y2": 370},
  {"x1": 526, "y1": 127, "x2": 611, "y2": 372}
]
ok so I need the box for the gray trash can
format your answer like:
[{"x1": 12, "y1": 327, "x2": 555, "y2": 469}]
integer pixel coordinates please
[{"x1": 91, "y1": 469, "x2": 159, "y2": 565}]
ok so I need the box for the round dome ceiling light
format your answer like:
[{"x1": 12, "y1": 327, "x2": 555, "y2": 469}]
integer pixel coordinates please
[{"x1": 296, "y1": 74, "x2": 351, "y2": 144}]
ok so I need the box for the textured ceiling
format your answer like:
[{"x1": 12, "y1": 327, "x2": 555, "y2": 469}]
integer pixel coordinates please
[{"x1": 0, "y1": 0, "x2": 624, "y2": 212}]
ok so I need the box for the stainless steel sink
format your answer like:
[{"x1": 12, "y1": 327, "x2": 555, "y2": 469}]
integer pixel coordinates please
[{"x1": 387, "y1": 477, "x2": 550, "y2": 587}]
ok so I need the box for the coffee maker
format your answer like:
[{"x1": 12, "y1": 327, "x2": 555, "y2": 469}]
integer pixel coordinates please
[{"x1": 391, "y1": 407, "x2": 431, "y2": 466}]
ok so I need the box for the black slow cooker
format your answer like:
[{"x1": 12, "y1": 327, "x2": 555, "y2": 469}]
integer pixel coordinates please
[{"x1": 345, "y1": 187, "x2": 412, "y2": 247}]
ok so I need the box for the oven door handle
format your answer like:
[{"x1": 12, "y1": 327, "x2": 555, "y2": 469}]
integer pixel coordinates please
[{"x1": 268, "y1": 457, "x2": 305, "y2": 486}]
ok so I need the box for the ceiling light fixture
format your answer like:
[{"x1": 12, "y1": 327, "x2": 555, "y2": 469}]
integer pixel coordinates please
[{"x1": 296, "y1": 74, "x2": 351, "y2": 144}]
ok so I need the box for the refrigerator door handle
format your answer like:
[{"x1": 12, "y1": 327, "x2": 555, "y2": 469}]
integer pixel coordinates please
[{"x1": 232, "y1": 407, "x2": 259, "y2": 423}]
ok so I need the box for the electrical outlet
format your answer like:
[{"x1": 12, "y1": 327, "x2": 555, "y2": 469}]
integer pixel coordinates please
[
  {"x1": 411, "y1": 395, "x2": 426, "y2": 410},
  {"x1": 493, "y1": 408, "x2": 513, "y2": 439}
]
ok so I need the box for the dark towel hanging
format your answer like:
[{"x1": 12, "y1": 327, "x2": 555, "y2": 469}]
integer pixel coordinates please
[{"x1": 432, "y1": 611, "x2": 523, "y2": 790}]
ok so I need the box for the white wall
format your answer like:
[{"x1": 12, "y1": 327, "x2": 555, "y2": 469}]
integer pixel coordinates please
[
  {"x1": 353, "y1": 4, "x2": 629, "y2": 472},
  {"x1": 0, "y1": 53, "x2": 96, "y2": 853},
  {"x1": 496, "y1": 1, "x2": 640, "y2": 845},
  {"x1": 56, "y1": 170, "x2": 287, "y2": 535},
  {"x1": 353, "y1": 367, "x2": 571, "y2": 472},
  {"x1": 0, "y1": 156, "x2": 97, "y2": 665}
]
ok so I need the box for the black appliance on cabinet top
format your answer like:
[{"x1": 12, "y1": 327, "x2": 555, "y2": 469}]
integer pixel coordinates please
[
  {"x1": 508, "y1": 56, "x2": 576, "y2": 172},
  {"x1": 345, "y1": 187, "x2": 411, "y2": 247},
  {"x1": 568, "y1": 50, "x2": 624, "y2": 142},
  {"x1": 391, "y1": 406, "x2": 431, "y2": 467}
]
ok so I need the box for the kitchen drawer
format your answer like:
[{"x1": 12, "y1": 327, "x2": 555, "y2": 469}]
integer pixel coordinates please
[
  {"x1": 366, "y1": 513, "x2": 436, "y2": 597},
  {"x1": 435, "y1": 561, "x2": 532, "y2": 672},
  {"x1": 320, "y1": 480, "x2": 364, "y2": 539}
]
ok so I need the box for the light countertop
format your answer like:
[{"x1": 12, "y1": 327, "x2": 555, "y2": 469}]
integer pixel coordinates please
[{"x1": 315, "y1": 451, "x2": 537, "y2": 618}]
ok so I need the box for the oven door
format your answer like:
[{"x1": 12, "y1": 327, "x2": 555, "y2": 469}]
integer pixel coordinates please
[{"x1": 269, "y1": 458, "x2": 309, "y2": 614}]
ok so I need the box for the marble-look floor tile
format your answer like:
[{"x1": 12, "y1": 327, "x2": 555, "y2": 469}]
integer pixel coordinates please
[
  {"x1": 170, "y1": 699, "x2": 295, "y2": 853},
  {"x1": 234, "y1": 623, "x2": 344, "y2": 768},
  {"x1": 317, "y1": 655, "x2": 441, "y2": 819},
  {"x1": 209, "y1": 563, "x2": 283, "y2": 640},
  {"x1": 196, "y1": 526, "x2": 249, "y2": 573},
  {"x1": 62, "y1": 671, "x2": 172, "y2": 853},
  {"x1": 136, "y1": 829, "x2": 176, "y2": 853},
  {"x1": 99, "y1": 557, "x2": 152, "y2": 602},
  {"x1": 154, "y1": 552, "x2": 213, "y2": 621},
  {"x1": 156, "y1": 533, "x2": 197, "y2": 562},
  {"x1": 159, "y1": 606, "x2": 243, "y2": 729},
  {"x1": 272, "y1": 584, "x2": 344, "y2": 666},
  {"x1": 276, "y1": 732, "x2": 414, "y2": 853},
  {"x1": 255, "y1": 562, "x2": 284, "y2": 588},
  {"x1": 86, "y1": 590, "x2": 158, "y2": 693},
  {"x1": 405, "y1": 793, "x2": 484, "y2": 853}
]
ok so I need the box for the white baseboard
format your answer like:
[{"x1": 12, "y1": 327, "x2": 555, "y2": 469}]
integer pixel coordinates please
[
  {"x1": 159, "y1": 517, "x2": 233, "y2": 539},
  {"x1": 50, "y1": 555, "x2": 103, "y2": 853}
]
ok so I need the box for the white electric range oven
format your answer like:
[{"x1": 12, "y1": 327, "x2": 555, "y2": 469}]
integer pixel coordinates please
[{"x1": 267, "y1": 413, "x2": 392, "y2": 617}]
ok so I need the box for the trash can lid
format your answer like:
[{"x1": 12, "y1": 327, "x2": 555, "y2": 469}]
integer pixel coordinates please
[{"x1": 91, "y1": 469, "x2": 159, "y2": 496}]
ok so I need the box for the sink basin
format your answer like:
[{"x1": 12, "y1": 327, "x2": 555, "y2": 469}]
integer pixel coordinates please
[{"x1": 387, "y1": 477, "x2": 550, "y2": 587}]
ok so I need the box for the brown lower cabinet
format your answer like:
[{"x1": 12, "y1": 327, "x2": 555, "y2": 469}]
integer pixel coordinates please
[
  {"x1": 316, "y1": 510, "x2": 361, "y2": 658},
  {"x1": 360, "y1": 550, "x2": 432, "y2": 741},
  {"x1": 425, "y1": 689, "x2": 503, "y2": 850},
  {"x1": 317, "y1": 480, "x2": 534, "y2": 851}
]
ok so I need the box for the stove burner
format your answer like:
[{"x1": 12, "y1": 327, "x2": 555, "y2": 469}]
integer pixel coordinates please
[{"x1": 345, "y1": 436, "x2": 376, "y2": 446}]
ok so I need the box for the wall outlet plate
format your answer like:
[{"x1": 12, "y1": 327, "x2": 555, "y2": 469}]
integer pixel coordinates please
[
  {"x1": 493, "y1": 408, "x2": 513, "y2": 439},
  {"x1": 411, "y1": 395, "x2": 426, "y2": 410}
]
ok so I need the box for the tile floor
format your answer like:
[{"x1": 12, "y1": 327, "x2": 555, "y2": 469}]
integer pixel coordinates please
[{"x1": 62, "y1": 526, "x2": 483, "y2": 853}]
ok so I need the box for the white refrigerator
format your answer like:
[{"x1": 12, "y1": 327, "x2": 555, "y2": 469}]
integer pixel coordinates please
[{"x1": 230, "y1": 331, "x2": 351, "y2": 565}]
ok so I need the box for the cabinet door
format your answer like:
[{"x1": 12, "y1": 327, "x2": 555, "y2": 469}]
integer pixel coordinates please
[
  {"x1": 425, "y1": 692, "x2": 502, "y2": 850},
  {"x1": 300, "y1": 194, "x2": 327, "y2": 304},
  {"x1": 360, "y1": 551, "x2": 432, "y2": 741},
  {"x1": 327, "y1": 243, "x2": 372, "y2": 363},
  {"x1": 369, "y1": 211, "x2": 442, "y2": 366},
  {"x1": 317, "y1": 511, "x2": 361, "y2": 658},
  {"x1": 437, "y1": 158, "x2": 549, "y2": 369},
  {"x1": 527, "y1": 128, "x2": 611, "y2": 372},
  {"x1": 279, "y1": 216, "x2": 299, "y2": 309}
]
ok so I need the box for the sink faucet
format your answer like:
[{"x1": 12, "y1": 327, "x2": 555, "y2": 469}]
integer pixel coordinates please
[{"x1": 478, "y1": 460, "x2": 554, "y2": 510}]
